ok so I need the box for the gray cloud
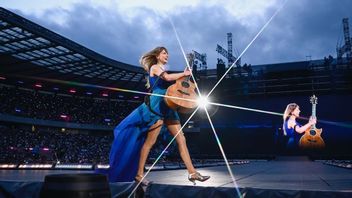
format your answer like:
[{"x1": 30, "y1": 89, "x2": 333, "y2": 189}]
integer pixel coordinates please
[
  {"x1": 6, "y1": 0, "x2": 352, "y2": 71},
  {"x1": 244, "y1": 0, "x2": 352, "y2": 64}
]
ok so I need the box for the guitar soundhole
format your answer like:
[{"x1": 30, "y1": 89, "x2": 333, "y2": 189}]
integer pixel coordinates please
[
  {"x1": 181, "y1": 81, "x2": 190, "y2": 88},
  {"x1": 310, "y1": 130, "x2": 316, "y2": 136}
]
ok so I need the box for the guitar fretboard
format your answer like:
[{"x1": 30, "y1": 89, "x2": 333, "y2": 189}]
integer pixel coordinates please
[{"x1": 311, "y1": 102, "x2": 316, "y2": 129}]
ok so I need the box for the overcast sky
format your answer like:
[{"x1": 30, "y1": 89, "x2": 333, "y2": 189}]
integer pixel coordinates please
[{"x1": 1, "y1": 0, "x2": 352, "y2": 71}]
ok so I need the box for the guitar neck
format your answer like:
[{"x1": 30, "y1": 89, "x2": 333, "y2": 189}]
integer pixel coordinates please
[
  {"x1": 311, "y1": 103, "x2": 316, "y2": 129},
  {"x1": 185, "y1": 53, "x2": 194, "y2": 82},
  {"x1": 186, "y1": 74, "x2": 191, "y2": 81}
]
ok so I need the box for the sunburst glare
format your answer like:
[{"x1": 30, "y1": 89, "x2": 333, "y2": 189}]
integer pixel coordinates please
[{"x1": 197, "y1": 95, "x2": 210, "y2": 109}]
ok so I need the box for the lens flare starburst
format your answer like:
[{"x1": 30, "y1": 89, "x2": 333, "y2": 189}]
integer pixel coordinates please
[{"x1": 197, "y1": 96, "x2": 210, "y2": 109}]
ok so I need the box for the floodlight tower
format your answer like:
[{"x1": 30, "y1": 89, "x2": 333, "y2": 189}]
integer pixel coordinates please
[{"x1": 337, "y1": 18, "x2": 352, "y2": 64}]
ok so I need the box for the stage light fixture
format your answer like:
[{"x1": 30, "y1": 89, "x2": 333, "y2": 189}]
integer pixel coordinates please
[
  {"x1": 18, "y1": 164, "x2": 53, "y2": 169},
  {"x1": 55, "y1": 164, "x2": 93, "y2": 170},
  {"x1": 96, "y1": 164, "x2": 110, "y2": 169},
  {"x1": 0, "y1": 164, "x2": 17, "y2": 169}
]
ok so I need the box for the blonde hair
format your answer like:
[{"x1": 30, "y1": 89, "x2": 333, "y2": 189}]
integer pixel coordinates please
[
  {"x1": 283, "y1": 103, "x2": 298, "y2": 135},
  {"x1": 140, "y1": 46, "x2": 168, "y2": 88},
  {"x1": 283, "y1": 103, "x2": 298, "y2": 121}
]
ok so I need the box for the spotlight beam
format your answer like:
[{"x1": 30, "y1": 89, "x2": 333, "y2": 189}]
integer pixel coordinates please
[
  {"x1": 209, "y1": 101, "x2": 283, "y2": 116},
  {"x1": 9, "y1": 74, "x2": 198, "y2": 103},
  {"x1": 298, "y1": 117, "x2": 352, "y2": 129},
  {"x1": 315, "y1": 120, "x2": 352, "y2": 128},
  {"x1": 210, "y1": 102, "x2": 352, "y2": 129},
  {"x1": 161, "y1": 5, "x2": 285, "y2": 197},
  {"x1": 128, "y1": 106, "x2": 200, "y2": 198},
  {"x1": 12, "y1": 75, "x2": 350, "y2": 129},
  {"x1": 167, "y1": 17, "x2": 202, "y2": 98},
  {"x1": 204, "y1": 107, "x2": 242, "y2": 197}
]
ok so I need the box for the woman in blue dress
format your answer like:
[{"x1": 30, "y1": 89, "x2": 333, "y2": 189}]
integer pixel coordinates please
[
  {"x1": 107, "y1": 46, "x2": 210, "y2": 185},
  {"x1": 283, "y1": 103, "x2": 316, "y2": 151}
]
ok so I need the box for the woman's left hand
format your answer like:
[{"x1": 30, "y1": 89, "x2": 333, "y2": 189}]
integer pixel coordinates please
[
  {"x1": 309, "y1": 116, "x2": 317, "y2": 125},
  {"x1": 183, "y1": 67, "x2": 192, "y2": 76}
]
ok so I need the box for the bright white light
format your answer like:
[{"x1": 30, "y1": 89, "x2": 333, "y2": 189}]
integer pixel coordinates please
[{"x1": 197, "y1": 96, "x2": 209, "y2": 109}]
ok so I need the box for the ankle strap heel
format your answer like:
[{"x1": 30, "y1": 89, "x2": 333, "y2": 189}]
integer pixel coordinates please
[{"x1": 188, "y1": 172, "x2": 210, "y2": 185}]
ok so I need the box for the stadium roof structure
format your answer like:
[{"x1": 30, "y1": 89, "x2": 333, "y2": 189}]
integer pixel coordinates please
[{"x1": 0, "y1": 7, "x2": 146, "y2": 89}]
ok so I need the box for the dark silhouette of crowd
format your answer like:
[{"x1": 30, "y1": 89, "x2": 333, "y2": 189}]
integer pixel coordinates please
[
  {"x1": 0, "y1": 124, "x2": 181, "y2": 164},
  {"x1": 0, "y1": 125, "x2": 111, "y2": 164},
  {"x1": 0, "y1": 85, "x2": 140, "y2": 126},
  {"x1": 0, "y1": 85, "x2": 196, "y2": 165}
]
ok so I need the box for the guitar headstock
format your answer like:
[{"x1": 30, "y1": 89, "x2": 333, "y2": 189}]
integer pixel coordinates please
[{"x1": 310, "y1": 95, "x2": 318, "y2": 105}]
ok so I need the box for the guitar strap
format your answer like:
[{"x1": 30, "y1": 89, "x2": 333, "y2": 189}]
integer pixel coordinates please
[{"x1": 144, "y1": 70, "x2": 166, "y2": 118}]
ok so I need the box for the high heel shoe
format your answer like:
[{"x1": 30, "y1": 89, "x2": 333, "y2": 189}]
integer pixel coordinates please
[
  {"x1": 188, "y1": 172, "x2": 210, "y2": 185},
  {"x1": 134, "y1": 175, "x2": 152, "y2": 186}
]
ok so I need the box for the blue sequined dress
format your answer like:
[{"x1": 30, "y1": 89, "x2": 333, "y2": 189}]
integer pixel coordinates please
[
  {"x1": 284, "y1": 118, "x2": 302, "y2": 150},
  {"x1": 104, "y1": 75, "x2": 180, "y2": 182}
]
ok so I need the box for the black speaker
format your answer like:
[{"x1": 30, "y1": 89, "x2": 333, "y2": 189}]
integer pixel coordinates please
[{"x1": 40, "y1": 173, "x2": 111, "y2": 198}]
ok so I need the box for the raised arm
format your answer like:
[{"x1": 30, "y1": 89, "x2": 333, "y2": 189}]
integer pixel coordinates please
[
  {"x1": 288, "y1": 117, "x2": 316, "y2": 133},
  {"x1": 151, "y1": 65, "x2": 191, "y2": 81}
]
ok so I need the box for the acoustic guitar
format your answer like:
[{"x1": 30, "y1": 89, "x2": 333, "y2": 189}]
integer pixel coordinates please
[
  {"x1": 164, "y1": 54, "x2": 198, "y2": 113},
  {"x1": 164, "y1": 76, "x2": 198, "y2": 113},
  {"x1": 299, "y1": 95, "x2": 325, "y2": 149}
]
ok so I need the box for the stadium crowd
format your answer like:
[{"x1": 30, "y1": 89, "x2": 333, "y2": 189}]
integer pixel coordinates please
[
  {"x1": 0, "y1": 85, "x2": 140, "y2": 126},
  {"x1": 0, "y1": 124, "x2": 181, "y2": 164}
]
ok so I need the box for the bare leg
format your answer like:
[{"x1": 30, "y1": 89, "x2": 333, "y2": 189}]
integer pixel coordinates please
[
  {"x1": 136, "y1": 120, "x2": 163, "y2": 178},
  {"x1": 166, "y1": 122, "x2": 196, "y2": 174}
]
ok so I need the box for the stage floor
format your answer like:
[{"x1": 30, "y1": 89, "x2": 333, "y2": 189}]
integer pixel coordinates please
[
  {"x1": 148, "y1": 157, "x2": 352, "y2": 191},
  {"x1": 1, "y1": 156, "x2": 352, "y2": 197}
]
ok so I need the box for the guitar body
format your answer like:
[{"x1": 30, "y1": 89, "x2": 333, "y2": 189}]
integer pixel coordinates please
[
  {"x1": 299, "y1": 127, "x2": 325, "y2": 149},
  {"x1": 298, "y1": 95, "x2": 325, "y2": 150},
  {"x1": 164, "y1": 76, "x2": 197, "y2": 114}
]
